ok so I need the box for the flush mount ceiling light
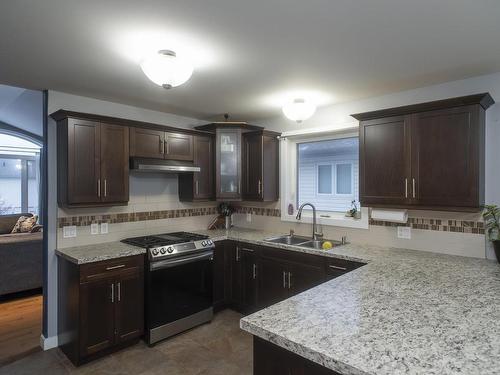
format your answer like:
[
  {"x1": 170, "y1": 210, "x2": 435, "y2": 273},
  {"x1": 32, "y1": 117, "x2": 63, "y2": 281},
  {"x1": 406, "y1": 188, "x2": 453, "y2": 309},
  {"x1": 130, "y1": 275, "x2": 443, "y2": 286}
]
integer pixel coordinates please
[
  {"x1": 140, "y1": 49, "x2": 193, "y2": 89},
  {"x1": 282, "y1": 98, "x2": 317, "y2": 123}
]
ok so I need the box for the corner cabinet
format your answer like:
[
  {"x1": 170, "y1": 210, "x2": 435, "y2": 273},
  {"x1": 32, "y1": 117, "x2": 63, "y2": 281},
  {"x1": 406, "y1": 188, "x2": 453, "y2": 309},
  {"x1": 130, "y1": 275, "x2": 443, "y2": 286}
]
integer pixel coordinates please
[
  {"x1": 216, "y1": 128, "x2": 243, "y2": 200},
  {"x1": 56, "y1": 117, "x2": 129, "y2": 207},
  {"x1": 354, "y1": 93, "x2": 494, "y2": 211},
  {"x1": 58, "y1": 255, "x2": 144, "y2": 366},
  {"x1": 178, "y1": 135, "x2": 215, "y2": 201}
]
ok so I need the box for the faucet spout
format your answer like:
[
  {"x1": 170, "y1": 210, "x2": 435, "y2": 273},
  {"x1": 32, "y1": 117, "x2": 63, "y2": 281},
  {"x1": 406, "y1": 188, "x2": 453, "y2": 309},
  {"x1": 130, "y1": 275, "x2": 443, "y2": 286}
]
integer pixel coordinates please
[{"x1": 296, "y1": 202, "x2": 321, "y2": 241}]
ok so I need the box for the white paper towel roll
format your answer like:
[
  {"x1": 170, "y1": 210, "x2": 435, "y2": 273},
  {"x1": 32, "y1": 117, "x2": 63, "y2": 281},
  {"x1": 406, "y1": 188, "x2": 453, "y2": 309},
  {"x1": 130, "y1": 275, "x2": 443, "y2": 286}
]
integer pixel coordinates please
[{"x1": 371, "y1": 209, "x2": 408, "y2": 223}]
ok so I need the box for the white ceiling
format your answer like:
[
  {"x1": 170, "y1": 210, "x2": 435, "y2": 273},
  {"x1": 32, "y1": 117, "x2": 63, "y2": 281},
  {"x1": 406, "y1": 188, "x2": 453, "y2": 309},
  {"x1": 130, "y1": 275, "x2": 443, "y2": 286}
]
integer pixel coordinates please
[{"x1": 1, "y1": 0, "x2": 500, "y2": 121}]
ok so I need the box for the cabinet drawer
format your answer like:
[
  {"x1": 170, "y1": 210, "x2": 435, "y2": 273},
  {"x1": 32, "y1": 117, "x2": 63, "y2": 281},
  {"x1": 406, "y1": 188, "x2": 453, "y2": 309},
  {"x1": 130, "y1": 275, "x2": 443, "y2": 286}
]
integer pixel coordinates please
[
  {"x1": 80, "y1": 255, "x2": 144, "y2": 282},
  {"x1": 325, "y1": 257, "x2": 364, "y2": 279}
]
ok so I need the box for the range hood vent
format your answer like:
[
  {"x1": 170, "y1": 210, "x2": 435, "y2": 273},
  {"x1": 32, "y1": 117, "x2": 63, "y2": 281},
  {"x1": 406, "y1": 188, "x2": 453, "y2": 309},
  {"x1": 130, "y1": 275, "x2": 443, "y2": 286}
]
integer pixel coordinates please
[{"x1": 130, "y1": 158, "x2": 200, "y2": 173}]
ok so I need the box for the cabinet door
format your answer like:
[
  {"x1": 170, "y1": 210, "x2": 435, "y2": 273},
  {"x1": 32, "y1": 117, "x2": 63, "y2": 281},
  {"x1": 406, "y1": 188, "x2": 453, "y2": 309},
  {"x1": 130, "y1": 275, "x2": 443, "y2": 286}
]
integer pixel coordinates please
[
  {"x1": 165, "y1": 132, "x2": 194, "y2": 161},
  {"x1": 213, "y1": 241, "x2": 227, "y2": 310},
  {"x1": 288, "y1": 262, "x2": 325, "y2": 297},
  {"x1": 258, "y1": 257, "x2": 288, "y2": 309},
  {"x1": 194, "y1": 135, "x2": 214, "y2": 199},
  {"x1": 129, "y1": 127, "x2": 165, "y2": 159},
  {"x1": 67, "y1": 119, "x2": 101, "y2": 204},
  {"x1": 242, "y1": 133, "x2": 263, "y2": 200},
  {"x1": 79, "y1": 278, "x2": 115, "y2": 357},
  {"x1": 359, "y1": 116, "x2": 411, "y2": 206},
  {"x1": 240, "y1": 247, "x2": 258, "y2": 313},
  {"x1": 228, "y1": 242, "x2": 242, "y2": 307},
  {"x1": 216, "y1": 129, "x2": 242, "y2": 200},
  {"x1": 411, "y1": 106, "x2": 481, "y2": 208},
  {"x1": 100, "y1": 123, "x2": 129, "y2": 203},
  {"x1": 115, "y1": 271, "x2": 144, "y2": 343}
]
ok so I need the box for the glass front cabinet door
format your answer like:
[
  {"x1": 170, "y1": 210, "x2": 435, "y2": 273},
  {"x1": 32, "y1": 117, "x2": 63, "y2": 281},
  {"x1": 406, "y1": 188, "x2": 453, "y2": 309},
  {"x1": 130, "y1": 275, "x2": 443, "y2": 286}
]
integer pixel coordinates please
[{"x1": 216, "y1": 128, "x2": 242, "y2": 200}]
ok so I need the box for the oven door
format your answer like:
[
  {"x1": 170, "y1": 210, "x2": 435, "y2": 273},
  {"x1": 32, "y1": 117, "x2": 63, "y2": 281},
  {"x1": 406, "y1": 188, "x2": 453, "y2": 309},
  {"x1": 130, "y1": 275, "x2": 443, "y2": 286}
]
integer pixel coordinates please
[{"x1": 146, "y1": 250, "x2": 214, "y2": 339}]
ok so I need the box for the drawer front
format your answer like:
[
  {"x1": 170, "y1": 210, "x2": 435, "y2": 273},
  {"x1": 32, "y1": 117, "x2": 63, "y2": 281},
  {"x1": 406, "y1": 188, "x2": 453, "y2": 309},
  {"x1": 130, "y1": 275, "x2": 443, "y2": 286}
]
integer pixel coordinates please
[
  {"x1": 325, "y1": 258, "x2": 365, "y2": 279},
  {"x1": 80, "y1": 255, "x2": 144, "y2": 282}
]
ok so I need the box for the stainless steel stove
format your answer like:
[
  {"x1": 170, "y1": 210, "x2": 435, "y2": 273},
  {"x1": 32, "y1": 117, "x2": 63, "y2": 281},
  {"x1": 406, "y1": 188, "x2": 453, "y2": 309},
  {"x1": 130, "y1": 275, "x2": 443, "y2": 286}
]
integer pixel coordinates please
[{"x1": 121, "y1": 231, "x2": 215, "y2": 345}]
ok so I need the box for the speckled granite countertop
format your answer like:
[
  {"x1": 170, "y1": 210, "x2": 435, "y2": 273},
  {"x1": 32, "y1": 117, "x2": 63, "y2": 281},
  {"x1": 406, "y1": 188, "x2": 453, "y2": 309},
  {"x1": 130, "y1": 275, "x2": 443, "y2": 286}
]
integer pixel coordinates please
[
  {"x1": 55, "y1": 241, "x2": 146, "y2": 264},
  {"x1": 55, "y1": 228, "x2": 500, "y2": 374}
]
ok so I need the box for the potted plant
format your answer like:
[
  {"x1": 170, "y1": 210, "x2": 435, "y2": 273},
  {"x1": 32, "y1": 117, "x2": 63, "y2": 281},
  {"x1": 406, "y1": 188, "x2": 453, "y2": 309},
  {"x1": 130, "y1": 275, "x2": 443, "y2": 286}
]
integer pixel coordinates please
[
  {"x1": 483, "y1": 204, "x2": 500, "y2": 262},
  {"x1": 218, "y1": 202, "x2": 234, "y2": 230}
]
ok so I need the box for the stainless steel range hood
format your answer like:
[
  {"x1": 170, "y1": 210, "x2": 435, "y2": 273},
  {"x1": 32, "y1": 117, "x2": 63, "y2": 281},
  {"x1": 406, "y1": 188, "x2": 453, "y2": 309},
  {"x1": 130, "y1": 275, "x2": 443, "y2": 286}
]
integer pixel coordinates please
[{"x1": 130, "y1": 158, "x2": 200, "y2": 173}]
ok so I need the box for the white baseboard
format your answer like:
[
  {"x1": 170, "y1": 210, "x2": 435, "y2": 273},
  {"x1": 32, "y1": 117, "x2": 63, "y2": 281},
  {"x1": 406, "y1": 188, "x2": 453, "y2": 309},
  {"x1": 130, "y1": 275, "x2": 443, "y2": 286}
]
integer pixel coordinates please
[{"x1": 40, "y1": 334, "x2": 58, "y2": 350}]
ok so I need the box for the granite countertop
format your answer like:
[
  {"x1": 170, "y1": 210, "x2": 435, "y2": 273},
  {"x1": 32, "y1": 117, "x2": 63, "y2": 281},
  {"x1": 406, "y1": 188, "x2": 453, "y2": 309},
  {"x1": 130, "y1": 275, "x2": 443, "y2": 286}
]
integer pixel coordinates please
[{"x1": 55, "y1": 241, "x2": 146, "y2": 264}]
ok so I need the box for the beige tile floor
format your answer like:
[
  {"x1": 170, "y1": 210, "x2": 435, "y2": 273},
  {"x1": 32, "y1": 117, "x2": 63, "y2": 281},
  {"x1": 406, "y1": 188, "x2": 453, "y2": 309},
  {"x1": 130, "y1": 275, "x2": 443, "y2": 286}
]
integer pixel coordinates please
[{"x1": 0, "y1": 309, "x2": 253, "y2": 375}]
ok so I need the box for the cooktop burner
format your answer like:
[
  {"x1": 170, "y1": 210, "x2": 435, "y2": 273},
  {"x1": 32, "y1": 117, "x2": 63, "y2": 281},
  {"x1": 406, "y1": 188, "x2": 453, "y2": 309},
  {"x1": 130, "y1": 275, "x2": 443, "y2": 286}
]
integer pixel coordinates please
[{"x1": 121, "y1": 231, "x2": 209, "y2": 249}]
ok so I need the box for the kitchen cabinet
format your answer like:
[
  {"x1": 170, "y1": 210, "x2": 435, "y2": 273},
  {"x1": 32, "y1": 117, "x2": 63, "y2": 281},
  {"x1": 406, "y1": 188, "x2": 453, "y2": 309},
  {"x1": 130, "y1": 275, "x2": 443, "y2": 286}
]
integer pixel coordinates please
[
  {"x1": 58, "y1": 255, "x2": 144, "y2": 366},
  {"x1": 354, "y1": 93, "x2": 494, "y2": 211},
  {"x1": 258, "y1": 256, "x2": 289, "y2": 308},
  {"x1": 178, "y1": 135, "x2": 215, "y2": 201},
  {"x1": 213, "y1": 241, "x2": 228, "y2": 312},
  {"x1": 56, "y1": 117, "x2": 129, "y2": 207},
  {"x1": 194, "y1": 122, "x2": 280, "y2": 202},
  {"x1": 130, "y1": 127, "x2": 194, "y2": 161},
  {"x1": 216, "y1": 128, "x2": 242, "y2": 200},
  {"x1": 254, "y1": 337, "x2": 339, "y2": 375},
  {"x1": 242, "y1": 131, "x2": 279, "y2": 201},
  {"x1": 239, "y1": 245, "x2": 259, "y2": 313}
]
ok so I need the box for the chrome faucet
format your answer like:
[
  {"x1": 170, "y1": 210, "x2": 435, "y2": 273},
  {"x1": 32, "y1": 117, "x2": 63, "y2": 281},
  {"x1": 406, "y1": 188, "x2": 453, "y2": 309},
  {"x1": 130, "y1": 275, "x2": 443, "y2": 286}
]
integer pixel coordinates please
[{"x1": 296, "y1": 202, "x2": 322, "y2": 241}]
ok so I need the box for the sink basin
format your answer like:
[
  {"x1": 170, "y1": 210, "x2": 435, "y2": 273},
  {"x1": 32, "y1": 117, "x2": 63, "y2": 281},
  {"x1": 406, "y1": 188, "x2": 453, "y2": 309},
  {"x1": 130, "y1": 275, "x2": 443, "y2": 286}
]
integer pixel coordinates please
[
  {"x1": 300, "y1": 239, "x2": 343, "y2": 250},
  {"x1": 263, "y1": 235, "x2": 311, "y2": 246}
]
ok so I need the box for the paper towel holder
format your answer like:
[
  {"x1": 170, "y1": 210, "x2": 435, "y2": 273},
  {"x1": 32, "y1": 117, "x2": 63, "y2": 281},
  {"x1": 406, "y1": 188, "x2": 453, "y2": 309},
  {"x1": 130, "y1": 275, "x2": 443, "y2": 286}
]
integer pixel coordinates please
[{"x1": 370, "y1": 208, "x2": 408, "y2": 224}]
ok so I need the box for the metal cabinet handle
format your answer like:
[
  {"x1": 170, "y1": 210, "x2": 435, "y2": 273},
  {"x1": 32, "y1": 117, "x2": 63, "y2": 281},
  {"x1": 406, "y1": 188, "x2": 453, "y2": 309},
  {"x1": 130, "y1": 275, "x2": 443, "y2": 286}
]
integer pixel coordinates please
[
  {"x1": 329, "y1": 265, "x2": 347, "y2": 271},
  {"x1": 110, "y1": 283, "x2": 114, "y2": 303},
  {"x1": 236, "y1": 247, "x2": 240, "y2": 262},
  {"x1": 195, "y1": 180, "x2": 199, "y2": 195},
  {"x1": 104, "y1": 179, "x2": 107, "y2": 197},
  {"x1": 160, "y1": 139, "x2": 164, "y2": 154},
  {"x1": 404, "y1": 178, "x2": 408, "y2": 198},
  {"x1": 258, "y1": 180, "x2": 262, "y2": 195},
  {"x1": 288, "y1": 272, "x2": 292, "y2": 290},
  {"x1": 165, "y1": 140, "x2": 170, "y2": 155},
  {"x1": 98, "y1": 179, "x2": 101, "y2": 198},
  {"x1": 253, "y1": 264, "x2": 257, "y2": 279},
  {"x1": 412, "y1": 178, "x2": 416, "y2": 199},
  {"x1": 241, "y1": 247, "x2": 254, "y2": 252},
  {"x1": 106, "y1": 264, "x2": 125, "y2": 271},
  {"x1": 117, "y1": 282, "x2": 121, "y2": 302},
  {"x1": 283, "y1": 271, "x2": 287, "y2": 289}
]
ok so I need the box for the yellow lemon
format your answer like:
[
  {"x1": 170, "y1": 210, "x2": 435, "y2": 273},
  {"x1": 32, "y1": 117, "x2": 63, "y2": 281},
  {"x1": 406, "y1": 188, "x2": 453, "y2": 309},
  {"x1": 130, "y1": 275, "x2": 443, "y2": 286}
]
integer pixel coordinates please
[{"x1": 322, "y1": 241, "x2": 333, "y2": 250}]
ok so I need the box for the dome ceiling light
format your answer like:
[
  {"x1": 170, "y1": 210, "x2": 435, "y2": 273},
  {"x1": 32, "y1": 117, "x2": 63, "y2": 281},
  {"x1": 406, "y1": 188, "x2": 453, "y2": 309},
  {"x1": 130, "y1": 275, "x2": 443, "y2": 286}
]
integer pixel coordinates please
[
  {"x1": 282, "y1": 98, "x2": 317, "y2": 123},
  {"x1": 140, "y1": 49, "x2": 193, "y2": 89}
]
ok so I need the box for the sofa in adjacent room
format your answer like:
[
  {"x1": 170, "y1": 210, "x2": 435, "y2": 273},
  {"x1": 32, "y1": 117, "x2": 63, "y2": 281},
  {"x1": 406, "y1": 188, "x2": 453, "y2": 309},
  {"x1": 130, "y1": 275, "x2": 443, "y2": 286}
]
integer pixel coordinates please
[{"x1": 0, "y1": 213, "x2": 43, "y2": 296}]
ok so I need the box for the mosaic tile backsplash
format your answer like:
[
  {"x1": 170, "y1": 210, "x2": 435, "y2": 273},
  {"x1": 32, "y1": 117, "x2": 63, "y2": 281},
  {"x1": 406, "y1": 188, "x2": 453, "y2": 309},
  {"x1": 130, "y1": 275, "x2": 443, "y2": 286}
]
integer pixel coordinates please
[{"x1": 58, "y1": 206, "x2": 484, "y2": 235}]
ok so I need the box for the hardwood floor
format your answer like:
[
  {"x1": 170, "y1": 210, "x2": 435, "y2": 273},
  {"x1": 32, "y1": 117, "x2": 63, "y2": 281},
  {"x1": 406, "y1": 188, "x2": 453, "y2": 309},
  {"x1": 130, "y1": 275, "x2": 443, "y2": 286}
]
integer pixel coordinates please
[{"x1": 0, "y1": 293, "x2": 42, "y2": 367}]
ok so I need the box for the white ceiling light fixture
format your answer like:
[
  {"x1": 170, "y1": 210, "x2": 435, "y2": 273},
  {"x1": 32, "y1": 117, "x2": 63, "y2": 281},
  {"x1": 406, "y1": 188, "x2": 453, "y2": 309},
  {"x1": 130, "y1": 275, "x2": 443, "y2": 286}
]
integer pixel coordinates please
[
  {"x1": 140, "y1": 49, "x2": 193, "y2": 89},
  {"x1": 282, "y1": 98, "x2": 316, "y2": 123}
]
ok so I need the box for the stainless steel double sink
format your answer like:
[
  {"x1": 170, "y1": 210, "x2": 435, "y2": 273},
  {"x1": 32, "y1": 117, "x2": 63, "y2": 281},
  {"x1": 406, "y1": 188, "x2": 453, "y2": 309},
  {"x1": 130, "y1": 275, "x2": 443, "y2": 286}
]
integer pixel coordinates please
[{"x1": 263, "y1": 234, "x2": 343, "y2": 250}]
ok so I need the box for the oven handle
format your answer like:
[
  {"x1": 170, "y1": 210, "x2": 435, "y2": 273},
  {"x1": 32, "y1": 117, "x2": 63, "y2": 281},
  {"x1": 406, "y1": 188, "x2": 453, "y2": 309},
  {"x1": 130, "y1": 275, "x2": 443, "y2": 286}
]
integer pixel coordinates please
[{"x1": 150, "y1": 250, "x2": 214, "y2": 271}]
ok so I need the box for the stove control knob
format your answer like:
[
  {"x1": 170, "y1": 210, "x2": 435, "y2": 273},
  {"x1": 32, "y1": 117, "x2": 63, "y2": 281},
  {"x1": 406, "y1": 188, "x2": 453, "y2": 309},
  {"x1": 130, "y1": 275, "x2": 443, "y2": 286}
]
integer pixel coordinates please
[
  {"x1": 160, "y1": 247, "x2": 166, "y2": 254},
  {"x1": 167, "y1": 247, "x2": 174, "y2": 253},
  {"x1": 207, "y1": 240, "x2": 213, "y2": 245},
  {"x1": 151, "y1": 249, "x2": 159, "y2": 256},
  {"x1": 201, "y1": 241, "x2": 207, "y2": 247}
]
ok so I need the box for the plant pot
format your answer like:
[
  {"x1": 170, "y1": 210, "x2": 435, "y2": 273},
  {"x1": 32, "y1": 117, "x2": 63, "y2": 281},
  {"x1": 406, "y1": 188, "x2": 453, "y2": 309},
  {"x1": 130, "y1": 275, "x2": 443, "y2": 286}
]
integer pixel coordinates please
[{"x1": 493, "y1": 240, "x2": 500, "y2": 263}]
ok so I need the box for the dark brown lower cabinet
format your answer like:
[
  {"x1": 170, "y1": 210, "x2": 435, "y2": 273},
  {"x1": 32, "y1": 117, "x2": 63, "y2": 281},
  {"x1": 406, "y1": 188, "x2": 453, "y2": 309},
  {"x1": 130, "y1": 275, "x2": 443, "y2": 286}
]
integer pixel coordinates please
[
  {"x1": 220, "y1": 241, "x2": 364, "y2": 315},
  {"x1": 58, "y1": 255, "x2": 144, "y2": 366},
  {"x1": 254, "y1": 336, "x2": 339, "y2": 375}
]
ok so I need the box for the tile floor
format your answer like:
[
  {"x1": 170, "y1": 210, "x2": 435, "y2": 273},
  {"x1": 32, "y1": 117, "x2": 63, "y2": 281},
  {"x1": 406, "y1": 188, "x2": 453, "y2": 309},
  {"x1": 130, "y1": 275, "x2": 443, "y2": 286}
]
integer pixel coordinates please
[{"x1": 0, "y1": 309, "x2": 252, "y2": 375}]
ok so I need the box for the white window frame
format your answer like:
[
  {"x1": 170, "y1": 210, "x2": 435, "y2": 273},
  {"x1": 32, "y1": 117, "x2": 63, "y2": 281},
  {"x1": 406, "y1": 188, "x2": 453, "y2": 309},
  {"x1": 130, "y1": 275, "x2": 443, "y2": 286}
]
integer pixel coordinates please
[{"x1": 280, "y1": 128, "x2": 368, "y2": 229}]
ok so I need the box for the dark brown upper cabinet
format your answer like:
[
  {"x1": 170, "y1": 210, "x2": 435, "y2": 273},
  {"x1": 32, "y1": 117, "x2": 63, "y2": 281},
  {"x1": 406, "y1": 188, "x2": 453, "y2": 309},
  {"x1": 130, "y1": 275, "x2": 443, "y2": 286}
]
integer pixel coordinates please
[
  {"x1": 353, "y1": 93, "x2": 494, "y2": 211},
  {"x1": 130, "y1": 127, "x2": 193, "y2": 161},
  {"x1": 194, "y1": 122, "x2": 280, "y2": 202},
  {"x1": 56, "y1": 117, "x2": 129, "y2": 207},
  {"x1": 242, "y1": 131, "x2": 279, "y2": 201},
  {"x1": 178, "y1": 135, "x2": 215, "y2": 201}
]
